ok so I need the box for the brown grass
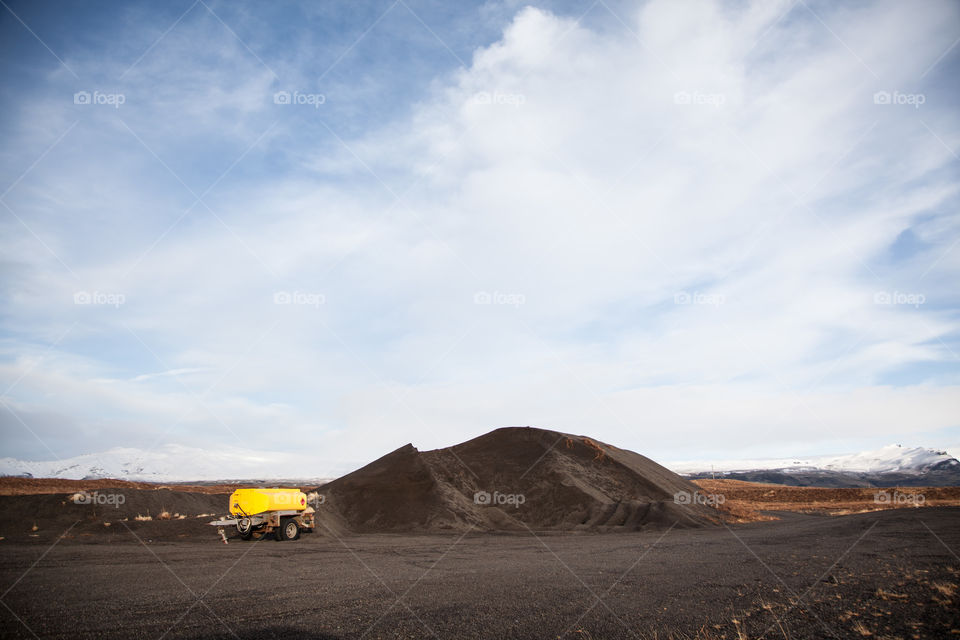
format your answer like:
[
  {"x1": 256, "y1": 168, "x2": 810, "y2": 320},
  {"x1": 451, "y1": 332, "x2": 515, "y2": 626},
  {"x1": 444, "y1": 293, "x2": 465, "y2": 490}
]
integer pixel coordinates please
[
  {"x1": 0, "y1": 477, "x2": 244, "y2": 496},
  {"x1": 852, "y1": 620, "x2": 872, "y2": 636},
  {"x1": 693, "y1": 479, "x2": 960, "y2": 518},
  {"x1": 876, "y1": 589, "x2": 909, "y2": 602},
  {"x1": 875, "y1": 588, "x2": 908, "y2": 600}
]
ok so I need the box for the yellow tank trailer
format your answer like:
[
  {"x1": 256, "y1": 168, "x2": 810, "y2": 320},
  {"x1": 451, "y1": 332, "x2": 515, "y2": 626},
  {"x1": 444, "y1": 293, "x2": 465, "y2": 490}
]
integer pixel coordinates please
[
  {"x1": 229, "y1": 488, "x2": 308, "y2": 516},
  {"x1": 210, "y1": 487, "x2": 316, "y2": 542}
]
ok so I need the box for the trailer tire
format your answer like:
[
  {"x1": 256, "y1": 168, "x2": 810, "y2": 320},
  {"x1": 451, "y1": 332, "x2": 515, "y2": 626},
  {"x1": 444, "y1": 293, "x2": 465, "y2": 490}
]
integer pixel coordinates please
[
  {"x1": 278, "y1": 517, "x2": 300, "y2": 541},
  {"x1": 237, "y1": 518, "x2": 254, "y2": 540}
]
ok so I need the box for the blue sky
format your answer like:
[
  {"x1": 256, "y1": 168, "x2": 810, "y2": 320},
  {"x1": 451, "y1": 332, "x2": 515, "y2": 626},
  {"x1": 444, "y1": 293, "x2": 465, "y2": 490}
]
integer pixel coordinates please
[{"x1": 1, "y1": 0, "x2": 959, "y2": 473}]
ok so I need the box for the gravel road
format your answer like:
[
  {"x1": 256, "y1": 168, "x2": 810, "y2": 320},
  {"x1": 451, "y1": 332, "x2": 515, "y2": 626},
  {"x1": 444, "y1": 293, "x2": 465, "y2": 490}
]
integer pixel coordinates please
[{"x1": 1, "y1": 508, "x2": 958, "y2": 639}]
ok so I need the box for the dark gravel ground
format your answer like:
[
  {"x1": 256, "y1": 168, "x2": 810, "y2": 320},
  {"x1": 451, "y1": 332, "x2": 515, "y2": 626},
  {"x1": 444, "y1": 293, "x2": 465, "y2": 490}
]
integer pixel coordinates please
[{"x1": 1, "y1": 508, "x2": 958, "y2": 639}]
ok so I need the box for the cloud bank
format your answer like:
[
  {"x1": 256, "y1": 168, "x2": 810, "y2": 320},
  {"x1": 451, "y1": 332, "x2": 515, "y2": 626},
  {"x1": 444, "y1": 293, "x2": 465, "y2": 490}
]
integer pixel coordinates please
[{"x1": 1, "y1": 0, "x2": 958, "y2": 467}]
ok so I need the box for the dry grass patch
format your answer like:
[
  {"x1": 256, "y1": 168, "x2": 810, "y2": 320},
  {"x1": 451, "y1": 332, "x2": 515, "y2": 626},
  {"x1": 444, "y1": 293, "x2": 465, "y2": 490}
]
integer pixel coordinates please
[{"x1": 852, "y1": 620, "x2": 873, "y2": 636}]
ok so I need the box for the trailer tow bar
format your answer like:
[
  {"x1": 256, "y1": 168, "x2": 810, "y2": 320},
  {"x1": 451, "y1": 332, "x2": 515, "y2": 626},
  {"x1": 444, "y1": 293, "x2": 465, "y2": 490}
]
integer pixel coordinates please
[{"x1": 217, "y1": 527, "x2": 228, "y2": 545}]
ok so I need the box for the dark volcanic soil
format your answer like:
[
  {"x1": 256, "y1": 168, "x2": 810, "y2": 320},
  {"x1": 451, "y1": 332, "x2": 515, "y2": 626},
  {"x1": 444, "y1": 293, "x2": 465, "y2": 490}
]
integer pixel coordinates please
[
  {"x1": 0, "y1": 488, "x2": 228, "y2": 543},
  {"x1": 0, "y1": 508, "x2": 958, "y2": 639},
  {"x1": 2, "y1": 428, "x2": 957, "y2": 638},
  {"x1": 319, "y1": 427, "x2": 717, "y2": 532}
]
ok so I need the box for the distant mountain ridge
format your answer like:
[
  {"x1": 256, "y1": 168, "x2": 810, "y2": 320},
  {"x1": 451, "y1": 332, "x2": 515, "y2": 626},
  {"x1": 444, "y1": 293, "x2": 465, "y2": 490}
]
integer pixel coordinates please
[
  {"x1": 0, "y1": 444, "x2": 341, "y2": 483},
  {"x1": 669, "y1": 444, "x2": 960, "y2": 487},
  {"x1": 4, "y1": 441, "x2": 958, "y2": 487}
]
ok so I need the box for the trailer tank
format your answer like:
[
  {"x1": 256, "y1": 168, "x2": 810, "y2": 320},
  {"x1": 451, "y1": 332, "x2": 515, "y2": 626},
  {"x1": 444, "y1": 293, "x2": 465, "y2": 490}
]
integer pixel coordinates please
[{"x1": 229, "y1": 488, "x2": 307, "y2": 516}]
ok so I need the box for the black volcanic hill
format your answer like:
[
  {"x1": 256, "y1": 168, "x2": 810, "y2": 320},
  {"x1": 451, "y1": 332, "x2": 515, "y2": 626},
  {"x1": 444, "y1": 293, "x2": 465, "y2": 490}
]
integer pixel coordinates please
[{"x1": 317, "y1": 427, "x2": 720, "y2": 532}]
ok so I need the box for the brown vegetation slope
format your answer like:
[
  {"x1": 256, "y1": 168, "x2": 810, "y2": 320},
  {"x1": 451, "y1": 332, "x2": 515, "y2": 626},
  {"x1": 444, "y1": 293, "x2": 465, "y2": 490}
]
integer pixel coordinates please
[{"x1": 696, "y1": 478, "x2": 960, "y2": 520}]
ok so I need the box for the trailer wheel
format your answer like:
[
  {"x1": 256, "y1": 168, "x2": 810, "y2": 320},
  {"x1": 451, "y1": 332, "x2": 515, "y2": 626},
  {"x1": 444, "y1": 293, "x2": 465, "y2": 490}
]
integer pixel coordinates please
[
  {"x1": 237, "y1": 518, "x2": 254, "y2": 540},
  {"x1": 277, "y1": 518, "x2": 300, "y2": 541}
]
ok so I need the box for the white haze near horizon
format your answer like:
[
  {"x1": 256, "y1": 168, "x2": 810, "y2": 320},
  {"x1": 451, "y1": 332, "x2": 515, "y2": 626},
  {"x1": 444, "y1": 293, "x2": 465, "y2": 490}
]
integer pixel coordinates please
[
  {"x1": 2, "y1": 440, "x2": 959, "y2": 482},
  {"x1": 1, "y1": 0, "x2": 959, "y2": 473}
]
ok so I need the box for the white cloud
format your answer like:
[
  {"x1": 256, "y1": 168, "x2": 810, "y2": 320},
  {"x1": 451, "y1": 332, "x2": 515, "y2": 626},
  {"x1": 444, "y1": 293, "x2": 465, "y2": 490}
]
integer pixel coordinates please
[{"x1": 2, "y1": 0, "x2": 958, "y2": 464}]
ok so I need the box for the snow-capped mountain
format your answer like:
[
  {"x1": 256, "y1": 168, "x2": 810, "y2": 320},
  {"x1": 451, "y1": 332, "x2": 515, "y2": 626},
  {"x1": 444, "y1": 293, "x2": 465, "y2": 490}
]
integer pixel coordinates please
[
  {"x1": 668, "y1": 444, "x2": 958, "y2": 474},
  {"x1": 667, "y1": 444, "x2": 960, "y2": 487},
  {"x1": 0, "y1": 444, "x2": 349, "y2": 482}
]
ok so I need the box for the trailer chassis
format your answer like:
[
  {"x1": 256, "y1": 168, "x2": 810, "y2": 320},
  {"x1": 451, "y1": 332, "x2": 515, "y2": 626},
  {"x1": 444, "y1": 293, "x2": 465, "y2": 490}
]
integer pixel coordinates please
[{"x1": 209, "y1": 509, "x2": 315, "y2": 542}]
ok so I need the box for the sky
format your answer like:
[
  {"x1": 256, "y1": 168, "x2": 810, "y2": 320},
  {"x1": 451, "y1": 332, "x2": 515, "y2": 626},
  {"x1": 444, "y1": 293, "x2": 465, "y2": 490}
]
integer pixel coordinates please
[{"x1": 1, "y1": 0, "x2": 959, "y2": 475}]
